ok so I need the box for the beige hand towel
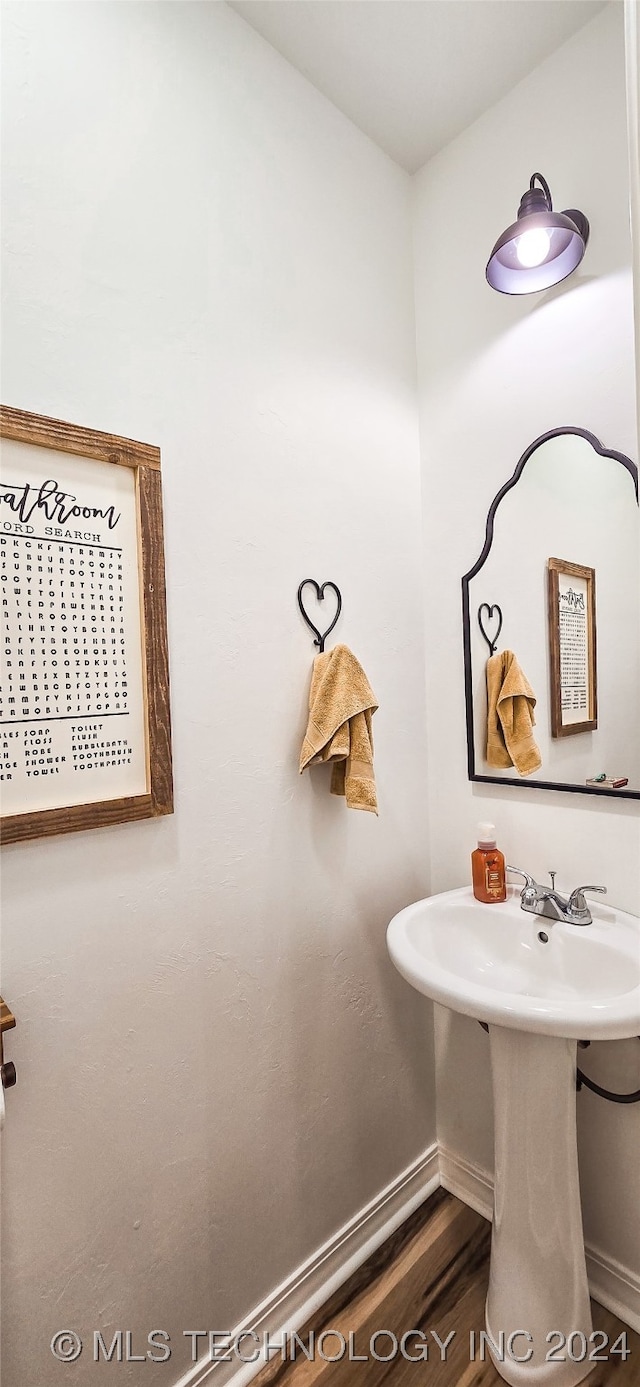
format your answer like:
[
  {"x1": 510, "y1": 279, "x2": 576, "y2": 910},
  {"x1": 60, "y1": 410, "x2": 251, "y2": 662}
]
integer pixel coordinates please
[
  {"x1": 300, "y1": 644, "x2": 378, "y2": 813},
  {"x1": 486, "y1": 649, "x2": 542, "y2": 777}
]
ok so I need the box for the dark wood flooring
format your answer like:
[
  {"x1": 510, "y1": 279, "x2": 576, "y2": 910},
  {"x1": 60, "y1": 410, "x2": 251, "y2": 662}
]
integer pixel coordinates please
[{"x1": 253, "y1": 1188, "x2": 640, "y2": 1386}]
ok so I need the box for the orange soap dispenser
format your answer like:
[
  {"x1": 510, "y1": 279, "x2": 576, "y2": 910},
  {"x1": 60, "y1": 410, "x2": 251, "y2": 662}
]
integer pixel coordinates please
[{"x1": 472, "y1": 822, "x2": 507, "y2": 903}]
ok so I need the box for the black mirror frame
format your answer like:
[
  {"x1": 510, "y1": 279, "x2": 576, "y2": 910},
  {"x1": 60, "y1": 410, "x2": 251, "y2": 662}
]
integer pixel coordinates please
[{"x1": 461, "y1": 426, "x2": 640, "y2": 800}]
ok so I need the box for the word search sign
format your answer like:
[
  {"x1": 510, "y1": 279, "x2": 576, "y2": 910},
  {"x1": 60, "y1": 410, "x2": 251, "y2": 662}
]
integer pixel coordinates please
[
  {"x1": 0, "y1": 408, "x2": 173, "y2": 842},
  {"x1": 557, "y1": 571, "x2": 590, "y2": 725},
  {"x1": 547, "y1": 556, "x2": 597, "y2": 739}
]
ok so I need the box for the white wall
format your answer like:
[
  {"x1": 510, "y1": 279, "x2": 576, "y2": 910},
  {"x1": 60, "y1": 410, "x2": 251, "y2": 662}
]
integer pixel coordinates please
[
  {"x1": 3, "y1": 0, "x2": 639, "y2": 1371},
  {"x1": 0, "y1": 4, "x2": 435, "y2": 1383},
  {"x1": 414, "y1": 3, "x2": 640, "y2": 1276}
]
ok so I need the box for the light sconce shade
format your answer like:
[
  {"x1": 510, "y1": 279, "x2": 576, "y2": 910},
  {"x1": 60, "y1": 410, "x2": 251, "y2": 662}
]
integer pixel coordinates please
[{"x1": 486, "y1": 173, "x2": 589, "y2": 295}]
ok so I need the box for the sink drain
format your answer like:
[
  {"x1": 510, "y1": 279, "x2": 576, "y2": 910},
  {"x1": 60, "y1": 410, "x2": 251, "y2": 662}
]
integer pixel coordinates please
[{"x1": 538, "y1": 930, "x2": 549, "y2": 943}]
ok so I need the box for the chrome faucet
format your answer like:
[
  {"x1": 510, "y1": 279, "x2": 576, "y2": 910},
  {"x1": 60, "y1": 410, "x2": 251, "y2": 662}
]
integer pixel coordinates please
[{"x1": 507, "y1": 867, "x2": 606, "y2": 926}]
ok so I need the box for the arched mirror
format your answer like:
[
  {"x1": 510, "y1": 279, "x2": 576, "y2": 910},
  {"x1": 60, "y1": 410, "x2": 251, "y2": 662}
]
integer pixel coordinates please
[{"x1": 462, "y1": 428, "x2": 639, "y2": 799}]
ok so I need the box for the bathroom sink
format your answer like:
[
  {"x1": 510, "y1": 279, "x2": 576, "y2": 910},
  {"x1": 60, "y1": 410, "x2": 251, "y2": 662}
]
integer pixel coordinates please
[
  {"x1": 387, "y1": 885, "x2": 640, "y2": 1040},
  {"x1": 388, "y1": 885, "x2": 640, "y2": 1386}
]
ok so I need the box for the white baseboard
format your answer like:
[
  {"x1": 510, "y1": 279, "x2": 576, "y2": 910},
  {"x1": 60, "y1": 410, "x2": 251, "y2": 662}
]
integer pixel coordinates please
[
  {"x1": 171, "y1": 1140, "x2": 639, "y2": 1387},
  {"x1": 439, "y1": 1145, "x2": 640, "y2": 1336},
  {"x1": 439, "y1": 1144, "x2": 494, "y2": 1222},
  {"x1": 171, "y1": 1141, "x2": 440, "y2": 1387},
  {"x1": 586, "y1": 1245, "x2": 640, "y2": 1336}
]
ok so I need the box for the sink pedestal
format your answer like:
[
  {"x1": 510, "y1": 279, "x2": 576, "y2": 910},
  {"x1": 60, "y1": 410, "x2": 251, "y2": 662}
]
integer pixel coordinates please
[
  {"x1": 487, "y1": 1027, "x2": 593, "y2": 1387},
  {"x1": 387, "y1": 886, "x2": 640, "y2": 1382}
]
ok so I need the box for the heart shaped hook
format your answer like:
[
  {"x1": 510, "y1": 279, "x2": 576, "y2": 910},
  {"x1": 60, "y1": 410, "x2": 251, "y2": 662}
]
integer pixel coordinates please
[
  {"x1": 297, "y1": 579, "x2": 342, "y2": 653},
  {"x1": 478, "y1": 602, "x2": 503, "y2": 655}
]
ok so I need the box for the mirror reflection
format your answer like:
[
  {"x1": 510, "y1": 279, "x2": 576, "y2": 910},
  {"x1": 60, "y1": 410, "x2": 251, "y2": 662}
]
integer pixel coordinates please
[{"x1": 463, "y1": 430, "x2": 640, "y2": 798}]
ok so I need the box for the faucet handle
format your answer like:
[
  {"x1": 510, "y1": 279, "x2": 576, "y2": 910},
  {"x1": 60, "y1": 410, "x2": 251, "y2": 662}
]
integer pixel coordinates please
[
  {"x1": 567, "y1": 884, "x2": 607, "y2": 923},
  {"x1": 506, "y1": 866, "x2": 538, "y2": 906},
  {"x1": 507, "y1": 866, "x2": 535, "y2": 888}
]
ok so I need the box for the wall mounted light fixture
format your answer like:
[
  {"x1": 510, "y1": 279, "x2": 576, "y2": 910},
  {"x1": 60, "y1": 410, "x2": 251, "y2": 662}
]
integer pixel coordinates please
[{"x1": 486, "y1": 173, "x2": 589, "y2": 295}]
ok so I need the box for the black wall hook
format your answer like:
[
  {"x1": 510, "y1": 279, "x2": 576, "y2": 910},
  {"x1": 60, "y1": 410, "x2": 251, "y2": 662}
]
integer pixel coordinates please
[
  {"x1": 478, "y1": 603, "x2": 503, "y2": 656},
  {"x1": 297, "y1": 580, "x2": 342, "y2": 653}
]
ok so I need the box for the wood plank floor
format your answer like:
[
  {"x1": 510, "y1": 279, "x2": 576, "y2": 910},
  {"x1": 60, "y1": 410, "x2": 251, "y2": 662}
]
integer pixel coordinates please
[{"x1": 253, "y1": 1188, "x2": 640, "y2": 1387}]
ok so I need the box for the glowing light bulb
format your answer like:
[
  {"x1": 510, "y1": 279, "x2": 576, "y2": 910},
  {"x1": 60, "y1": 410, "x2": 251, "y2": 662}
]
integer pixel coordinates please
[{"x1": 516, "y1": 227, "x2": 551, "y2": 268}]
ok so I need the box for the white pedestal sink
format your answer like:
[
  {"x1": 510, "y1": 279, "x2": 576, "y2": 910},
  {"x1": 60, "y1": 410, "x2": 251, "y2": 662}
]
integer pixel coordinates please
[{"x1": 387, "y1": 886, "x2": 640, "y2": 1387}]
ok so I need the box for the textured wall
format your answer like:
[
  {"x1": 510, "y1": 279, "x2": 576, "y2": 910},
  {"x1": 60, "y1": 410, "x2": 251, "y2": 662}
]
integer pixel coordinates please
[
  {"x1": 0, "y1": 4, "x2": 434, "y2": 1382},
  {"x1": 413, "y1": 3, "x2": 640, "y2": 1277}
]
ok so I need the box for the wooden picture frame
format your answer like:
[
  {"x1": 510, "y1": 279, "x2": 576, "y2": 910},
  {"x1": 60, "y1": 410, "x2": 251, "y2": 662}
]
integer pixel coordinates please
[
  {"x1": 547, "y1": 557, "x2": 597, "y2": 738},
  {"x1": 0, "y1": 405, "x2": 173, "y2": 843}
]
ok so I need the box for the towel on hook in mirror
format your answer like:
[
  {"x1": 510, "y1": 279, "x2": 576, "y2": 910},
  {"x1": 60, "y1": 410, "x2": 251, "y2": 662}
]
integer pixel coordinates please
[{"x1": 486, "y1": 649, "x2": 542, "y2": 777}]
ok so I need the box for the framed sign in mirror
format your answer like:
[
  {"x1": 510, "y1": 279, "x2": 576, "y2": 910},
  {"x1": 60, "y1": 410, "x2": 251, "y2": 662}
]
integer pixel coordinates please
[
  {"x1": 547, "y1": 557, "x2": 597, "y2": 738},
  {"x1": 462, "y1": 427, "x2": 639, "y2": 800},
  {"x1": 0, "y1": 405, "x2": 173, "y2": 843}
]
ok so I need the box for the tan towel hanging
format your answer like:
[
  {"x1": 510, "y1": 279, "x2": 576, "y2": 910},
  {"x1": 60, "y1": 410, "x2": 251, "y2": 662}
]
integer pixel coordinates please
[
  {"x1": 300, "y1": 644, "x2": 378, "y2": 813},
  {"x1": 486, "y1": 649, "x2": 542, "y2": 777}
]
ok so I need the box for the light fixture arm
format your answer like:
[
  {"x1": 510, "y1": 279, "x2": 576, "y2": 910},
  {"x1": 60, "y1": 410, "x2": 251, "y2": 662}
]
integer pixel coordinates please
[
  {"x1": 517, "y1": 173, "x2": 553, "y2": 221},
  {"x1": 530, "y1": 172, "x2": 552, "y2": 209}
]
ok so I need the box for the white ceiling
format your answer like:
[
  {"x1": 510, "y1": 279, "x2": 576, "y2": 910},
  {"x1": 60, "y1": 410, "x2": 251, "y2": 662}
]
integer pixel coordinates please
[{"x1": 228, "y1": 0, "x2": 608, "y2": 172}]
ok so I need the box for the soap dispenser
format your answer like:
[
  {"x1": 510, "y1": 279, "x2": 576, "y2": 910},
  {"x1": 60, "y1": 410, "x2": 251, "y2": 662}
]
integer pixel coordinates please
[{"x1": 472, "y1": 823, "x2": 506, "y2": 903}]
